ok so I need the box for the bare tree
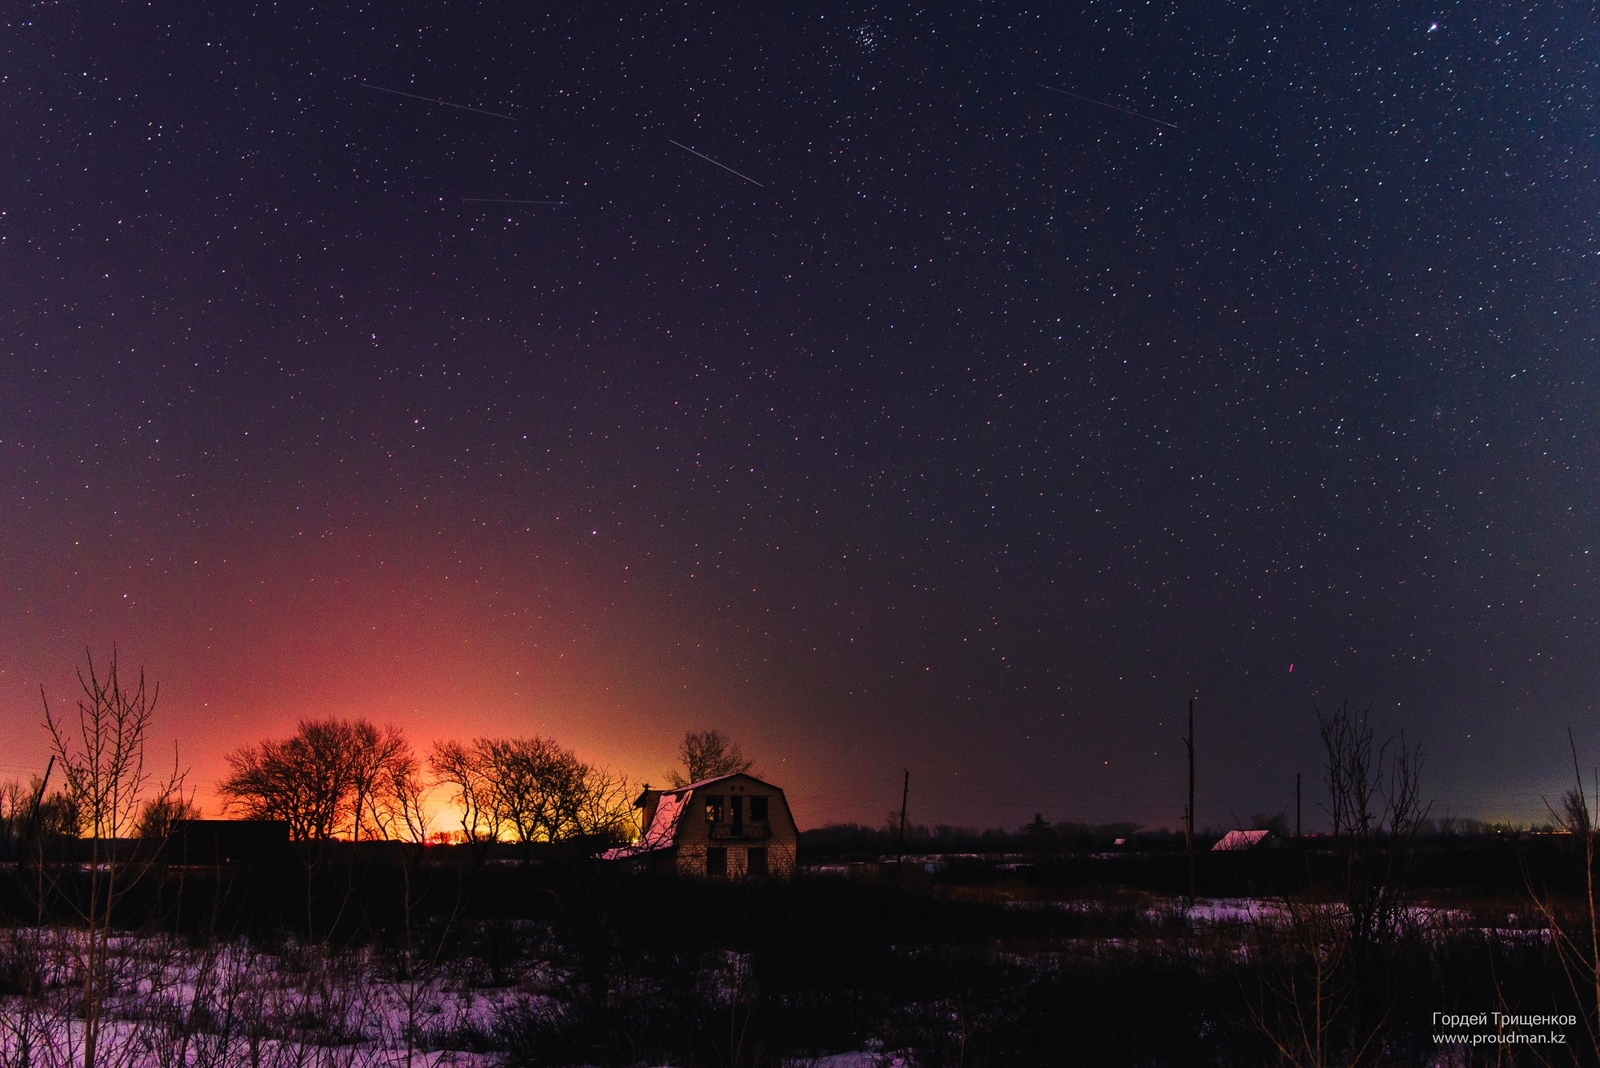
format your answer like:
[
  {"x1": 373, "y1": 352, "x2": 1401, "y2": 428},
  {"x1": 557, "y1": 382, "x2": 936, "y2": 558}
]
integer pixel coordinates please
[
  {"x1": 220, "y1": 717, "x2": 416, "y2": 841},
  {"x1": 1319, "y1": 702, "x2": 1371, "y2": 840},
  {"x1": 135, "y1": 744, "x2": 199, "y2": 839},
  {"x1": 1532, "y1": 730, "x2": 1600, "y2": 1059},
  {"x1": 0, "y1": 778, "x2": 30, "y2": 862},
  {"x1": 668, "y1": 728, "x2": 755, "y2": 787},
  {"x1": 135, "y1": 791, "x2": 201, "y2": 839},
  {"x1": 576, "y1": 765, "x2": 638, "y2": 843},
  {"x1": 366, "y1": 744, "x2": 431, "y2": 846},
  {"x1": 430, "y1": 738, "x2": 506, "y2": 846},
  {"x1": 41, "y1": 647, "x2": 181, "y2": 1068},
  {"x1": 1246, "y1": 899, "x2": 1383, "y2": 1068},
  {"x1": 370, "y1": 739, "x2": 443, "y2": 1066},
  {"x1": 432, "y1": 736, "x2": 636, "y2": 847},
  {"x1": 30, "y1": 784, "x2": 82, "y2": 841},
  {"x1": 222, "y1": 717, "x2": 417, "y2": 940},
  {"x1": 13, "y1": 765, "x2": 78, "y2": 927},
  {"x1": 1316, "y1": 700, "x2": 1428, "y2": 948},
  {"x1": 1248, "y1": 699, "x2": 1430, "y2": 1065},
  {"x1": 221, "y1": 719, "x2": 355, "y2": 840},
  {"x1": 345, "y1": 721, "x2": 417, "y2": 843},
  {"x1": 481, "y1": 736, "x2": 593, "y2": 844}
]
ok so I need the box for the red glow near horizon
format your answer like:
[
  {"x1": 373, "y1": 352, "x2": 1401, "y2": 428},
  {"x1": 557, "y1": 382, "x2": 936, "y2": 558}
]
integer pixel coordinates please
[{"x1": 0, "y1": 516, "x2": 850, "y2": 829}]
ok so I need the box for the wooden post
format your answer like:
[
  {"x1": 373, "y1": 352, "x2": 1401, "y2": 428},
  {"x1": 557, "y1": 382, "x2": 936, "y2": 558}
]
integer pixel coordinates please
[
  {"x1": 24, "y1": 755, "x2": 54, "y2": 839},
  {"x1": 1184, "y1": 699, "x2": 1195, "y2": 904},
  {"x1": 896, "y1": 769, "x2": 909, "y2": 870},
  {"x1": 28, "y1": 755, "x2": 54, "y2": 926}
]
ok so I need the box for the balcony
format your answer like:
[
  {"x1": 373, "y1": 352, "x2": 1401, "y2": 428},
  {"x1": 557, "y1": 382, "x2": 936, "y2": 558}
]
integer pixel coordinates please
[{"x1": 709, "y1": 821, "x2": 771, "y2": 840}]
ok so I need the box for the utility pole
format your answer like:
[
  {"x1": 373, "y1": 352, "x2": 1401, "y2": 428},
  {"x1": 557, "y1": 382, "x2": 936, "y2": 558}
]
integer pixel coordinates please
[
  {"x1": 896, "y1": 769, "x2": 910, "y2": 870},
  {"x1": 1184, "y1": 699, "x2": 1195, "y2": 904}
]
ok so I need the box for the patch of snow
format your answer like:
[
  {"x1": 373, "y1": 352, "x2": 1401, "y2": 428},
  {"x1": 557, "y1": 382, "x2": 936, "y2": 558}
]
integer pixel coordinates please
[{"x1": 602, "y1": 791, "x2": 688, "y2": 858}]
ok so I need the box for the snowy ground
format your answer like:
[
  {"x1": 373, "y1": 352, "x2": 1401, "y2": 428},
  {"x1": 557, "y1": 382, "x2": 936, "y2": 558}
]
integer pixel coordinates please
[
  {"x1": 0, "y1": 928, "x2": 919, "y2": 1068},
  {"x1": 0, "y1": 927, "x2": 527, "y2": 1068},
  {"x1": 0, "y1": 897, "x2": 1548, "y2": 1067}
]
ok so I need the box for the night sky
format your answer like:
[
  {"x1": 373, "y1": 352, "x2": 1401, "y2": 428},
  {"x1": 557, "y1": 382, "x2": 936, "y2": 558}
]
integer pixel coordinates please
[{"x1": 3, "y1": 1, "x2": 1596, "y2": 831}]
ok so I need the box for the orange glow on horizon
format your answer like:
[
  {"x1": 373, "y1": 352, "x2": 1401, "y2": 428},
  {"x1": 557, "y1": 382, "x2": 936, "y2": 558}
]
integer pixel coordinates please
[{"x1": 0, "y1": 521, "x2": 857, "y2": 832}]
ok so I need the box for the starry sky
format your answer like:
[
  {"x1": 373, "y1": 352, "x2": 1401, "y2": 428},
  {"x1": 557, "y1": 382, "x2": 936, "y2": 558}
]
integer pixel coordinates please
[{"x1": 2, "y1": 1, "x2": 1596, "y2": 831}]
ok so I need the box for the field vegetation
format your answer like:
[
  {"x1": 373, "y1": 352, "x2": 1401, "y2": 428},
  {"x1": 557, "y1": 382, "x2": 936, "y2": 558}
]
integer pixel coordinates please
[{"x1": 1, "y1": 655, "x2": 1594, "y2": 1066}]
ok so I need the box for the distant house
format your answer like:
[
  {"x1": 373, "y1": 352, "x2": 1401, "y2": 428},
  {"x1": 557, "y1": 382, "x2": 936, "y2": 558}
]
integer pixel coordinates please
[
  {"x1": 1212, "y1": 828, "x2": 1284, "y2": 851},
  {"x1": 600, "y1": 773, "x2": 798, "y2": 878}
]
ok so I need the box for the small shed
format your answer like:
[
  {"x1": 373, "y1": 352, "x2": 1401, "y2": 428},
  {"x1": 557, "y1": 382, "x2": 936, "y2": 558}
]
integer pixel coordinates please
[
  {"x1": 1212, "y1": 828, "x2": 1284, "y2": 852},
  {"x1": 600, "y1": 773, "x2": 798, "y2": 878}
]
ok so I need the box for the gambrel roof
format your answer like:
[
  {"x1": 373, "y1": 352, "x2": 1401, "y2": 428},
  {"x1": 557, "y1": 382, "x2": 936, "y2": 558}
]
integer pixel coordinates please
[{"x1": 598, "y1": 773, "x2": 782, "y2": 860}]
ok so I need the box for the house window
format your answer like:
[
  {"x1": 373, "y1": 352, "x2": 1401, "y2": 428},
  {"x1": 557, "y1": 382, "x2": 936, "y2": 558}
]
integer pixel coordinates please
[
  {"x1": 749, "y1": 796, "x2": 768, "y2": 822},
  {"x1": 706, "y1": 847, "x2": 727, "y2": 878},
  {"x1": 747, "y1": 847, "x2": 768, "y2": 878},
  {"x1": 731, "y1": 796, "x2": 744, "y2": 834},
  {"x1": 705, "y1": 796, "x2": 724, "y2": 823}
]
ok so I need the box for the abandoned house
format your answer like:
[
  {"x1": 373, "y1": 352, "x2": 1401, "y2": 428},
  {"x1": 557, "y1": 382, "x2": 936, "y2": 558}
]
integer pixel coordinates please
[{"x1": 599, "y1": 773, "x2": 798, "y2": 878}]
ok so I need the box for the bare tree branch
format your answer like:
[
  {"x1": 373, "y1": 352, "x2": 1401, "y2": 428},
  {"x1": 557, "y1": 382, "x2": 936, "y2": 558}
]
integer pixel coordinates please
[{"x1": 668, "y1": 729, "x2": 755, "y2": 787}]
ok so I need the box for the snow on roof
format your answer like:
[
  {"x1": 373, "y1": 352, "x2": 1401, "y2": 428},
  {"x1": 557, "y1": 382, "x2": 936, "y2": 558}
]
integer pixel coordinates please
[
  {"x1": 1212, "y1": 829, "x2": 1276, "y2": 851},
  {"x1": 599, "y1": 790, "x2": 689, "y2": 860},
  {"x1": 599, "y1": 773, "x2": 788, "y2": 860},
  {"x1": 641, "y1": 791, "x2": 689, "y2": 849}
]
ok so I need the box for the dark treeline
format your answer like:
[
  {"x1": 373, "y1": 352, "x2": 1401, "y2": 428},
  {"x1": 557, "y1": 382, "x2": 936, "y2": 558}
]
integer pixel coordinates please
[
  {"x1": 800, "y1": 816, "x2": 1556, "y2": 863},
  {"x1": 799, "y1": 818, "x2": 1145, "y2": 858},
  {"x1": 2, "y1": 833, "x2": 1594, "y2": 935},
  {"x1": 866, "y1": 835, "x2": 1600, "y2": 903},
  {"x1": 2, "y1": 829, "x2": 1595, "y2": 933}
]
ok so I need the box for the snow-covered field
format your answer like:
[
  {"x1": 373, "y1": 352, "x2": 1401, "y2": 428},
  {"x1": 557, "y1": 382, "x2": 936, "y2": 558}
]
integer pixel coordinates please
[
  {"x1": 0, "y1": 927, "x2": 527, "y2": 1068},
  {"x1": 0, "y1": 928, "x2": 915, "y2": 1068},
  {"x1": 1004, "y1": 893, "x2": 1542, "y2": 936},
  {"x1": 0, "y1": 897, "x2": 1550, "y2": 1067}
]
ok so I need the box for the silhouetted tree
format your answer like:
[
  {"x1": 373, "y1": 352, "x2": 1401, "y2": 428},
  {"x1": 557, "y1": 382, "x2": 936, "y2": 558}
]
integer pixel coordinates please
[
  {"x1": 220, "y1": 718, "x2": 416, "y2": 841},
  {"x1": 364, "y1": 744, "x2": 430, "y2": 845},
  {"x1": 135, "y1": 791, "x2": 200, "y2": 839},
  {"x1": 30, "y1": 786, "x2": 80, "y2": 841},
  {"x1": 430, "y1": 738, "x2": 505, "y2": 845},
  {"x1": 1250, "y1": 699, "x2": 1430, "y2": 1064},
  {"x1": 575, "y1": 765, "x2": 637, "y2": 843},
  {"x1": 0, "y1": 779, "x2": 61, "y2": 858},
  {"x1": 42, "y1": 647, "x2": 180, "y2": 1068},
  {"x1": 668, "y1": 728, "x2": 755, "y2": 787},
  {"x1": 1317, "y1": 699, "x2": 1427, "y2": 946},
  {"x1": 346, "y1": 722, "x2": 420, "y2": 842},
  {"x1": 1532, "y1": 731, "x2": 1600, "y2": 1059},
  {"x1": 0, "y1": 780, "x2": 19, "y2": 853},
  {"x1": 431, "y1": 736, "x2": 635, "y2": 846},
  {"x1": 486, "y1": 736, "x2": 587, "y2": 843},
  {"x1": 222, "y1": 717, "x2": 419, "y2": 941}
]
